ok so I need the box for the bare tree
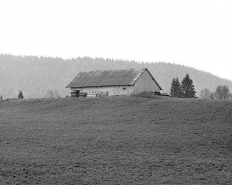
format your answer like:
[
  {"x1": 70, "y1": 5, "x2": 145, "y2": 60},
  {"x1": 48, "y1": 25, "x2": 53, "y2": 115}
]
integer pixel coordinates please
[
  {"x1": 199, "y1": 88, "x2": 211, "y2": 99},
  {"x1": 222, "y1": 85, "x2": 230, "y2": 99},
  {"x1": 212, "y1": 85, "x2": 231, "y2": 99},
  {"x1": 44, "y1": 89, "x2": 61, "y2": 98},
  {"x1": 54, "y1": 89, "x2": 61, "y2": 98}
]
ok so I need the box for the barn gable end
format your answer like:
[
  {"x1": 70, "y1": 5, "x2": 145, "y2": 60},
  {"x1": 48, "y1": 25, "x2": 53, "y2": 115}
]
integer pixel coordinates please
[{"x1": 133, "y1": 69, "x2": 162, "y2": 93}]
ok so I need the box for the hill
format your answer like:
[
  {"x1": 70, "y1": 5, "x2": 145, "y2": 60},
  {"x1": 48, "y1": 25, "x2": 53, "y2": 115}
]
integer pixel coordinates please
[
  {"x1": 0, "y1": 94, "x2": 231, "y2": 184},
  {"x1": 1, "y1": 54, "x2": 232, "y2": 98}
]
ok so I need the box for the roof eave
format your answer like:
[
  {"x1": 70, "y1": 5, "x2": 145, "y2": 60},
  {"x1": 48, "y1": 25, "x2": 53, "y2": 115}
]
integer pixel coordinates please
[
  {"x1": 145, "y1": 68, "x2": 163, "y2": 90},
  {"x1": 67, "y1": 84, "x2": 134, "y2": 88}
]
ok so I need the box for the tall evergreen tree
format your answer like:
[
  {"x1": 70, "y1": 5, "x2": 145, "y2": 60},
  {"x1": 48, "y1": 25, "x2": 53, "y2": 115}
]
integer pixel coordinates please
[
  {"x1": 175, "y1": 77, "x2": 182, "y2": 98},
  {"x1": 170, "y1": 77, "x2": 182, "y2": 97},
  {"x1": 170, "y1": 78, "x2": 176, "y2": 97},
  {"x1": 181, "y1": 74, "x2": 196, "y2": 98}
]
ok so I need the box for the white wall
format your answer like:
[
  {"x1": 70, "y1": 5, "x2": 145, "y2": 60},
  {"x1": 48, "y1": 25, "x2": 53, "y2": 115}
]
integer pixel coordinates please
[
  {"x1": 133, "y1": 70, "x2": 161, "y2": 93},
  {"x1": 112, "y1": 86, "x2": 133, "y2": 96},
  {"x1": 83, "y1": 87, "x2": 114, "y2": 96},
  {"x1": 81, "y1": 86, "x2": 133, "y2": 96}
]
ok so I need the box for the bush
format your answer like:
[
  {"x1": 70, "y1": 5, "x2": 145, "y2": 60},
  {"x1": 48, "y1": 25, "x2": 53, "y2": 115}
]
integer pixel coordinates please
[{"x1": 18, "y1": 90, "x2": 24, "y2": 99}]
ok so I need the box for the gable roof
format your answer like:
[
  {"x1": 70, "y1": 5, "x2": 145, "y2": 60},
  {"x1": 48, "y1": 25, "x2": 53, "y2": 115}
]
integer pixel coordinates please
[{"x1": 66, "y1": 68, "x2": 162, "y2": 90}]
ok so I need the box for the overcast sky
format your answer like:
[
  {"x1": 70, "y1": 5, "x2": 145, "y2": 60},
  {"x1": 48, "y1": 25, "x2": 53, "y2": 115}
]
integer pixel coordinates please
[{"x1": 0, "y1": 0, "x2": 232, "y2": 80}]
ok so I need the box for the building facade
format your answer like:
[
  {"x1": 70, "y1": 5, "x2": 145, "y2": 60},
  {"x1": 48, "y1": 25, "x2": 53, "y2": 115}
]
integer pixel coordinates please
[{"x1": 66, "y1": 68, "x2": 162, "y2": 97}]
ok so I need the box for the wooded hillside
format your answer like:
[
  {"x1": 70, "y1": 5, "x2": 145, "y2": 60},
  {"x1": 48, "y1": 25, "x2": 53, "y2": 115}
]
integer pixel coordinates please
[{"x1": 1, "y1": 54, "x2": 232, "y2": 98}]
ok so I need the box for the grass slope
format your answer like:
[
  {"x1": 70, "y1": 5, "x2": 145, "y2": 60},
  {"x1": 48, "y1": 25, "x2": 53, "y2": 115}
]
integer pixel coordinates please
[{"x1": 0, "y1": 94, "x2": 232, "y2": 184}]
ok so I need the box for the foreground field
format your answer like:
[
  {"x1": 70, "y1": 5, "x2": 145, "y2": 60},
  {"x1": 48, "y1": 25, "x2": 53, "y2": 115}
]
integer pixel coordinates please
[{"x1": 0, "y1": 94, "x2": 232, "y2": 184}]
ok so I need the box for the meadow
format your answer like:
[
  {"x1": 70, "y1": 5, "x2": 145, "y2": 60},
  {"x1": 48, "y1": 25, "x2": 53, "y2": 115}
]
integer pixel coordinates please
[{"x1": 0, "y1": 93, "x2": 232, "y2": 184}]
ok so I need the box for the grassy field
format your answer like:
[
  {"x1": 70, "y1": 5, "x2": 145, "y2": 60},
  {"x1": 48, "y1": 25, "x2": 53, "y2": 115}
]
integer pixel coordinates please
[{"x1": 0, "y1": 93, "x2": 232, "y2": 184}]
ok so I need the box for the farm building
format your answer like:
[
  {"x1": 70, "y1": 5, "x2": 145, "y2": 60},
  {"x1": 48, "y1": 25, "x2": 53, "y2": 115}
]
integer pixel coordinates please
[{"x1": 66, "y1": 68, "x2": 162, "y2": 97}]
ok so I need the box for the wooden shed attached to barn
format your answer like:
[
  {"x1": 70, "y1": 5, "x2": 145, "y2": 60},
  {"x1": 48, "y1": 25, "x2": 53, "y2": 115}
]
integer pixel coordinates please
[{"x1": 66, "y1": 68, "x2": 162, "y2": 97}]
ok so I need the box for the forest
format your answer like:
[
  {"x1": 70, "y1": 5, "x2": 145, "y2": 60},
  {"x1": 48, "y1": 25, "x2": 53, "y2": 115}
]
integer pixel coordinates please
[{"x1": 0, "y1": 54, "x2": 232, "y2": 99}]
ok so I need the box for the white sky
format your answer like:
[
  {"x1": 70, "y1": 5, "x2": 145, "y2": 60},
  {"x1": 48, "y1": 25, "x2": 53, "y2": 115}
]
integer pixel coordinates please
[{"x1": 0, "y1": 0, "x2": 232, "y2": 80}]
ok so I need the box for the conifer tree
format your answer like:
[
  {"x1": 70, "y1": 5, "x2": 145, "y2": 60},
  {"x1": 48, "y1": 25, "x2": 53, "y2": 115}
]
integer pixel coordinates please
[
  {"x1": 175, "y1": 77, "x2": 182, "y2": 98},
  {"x1": 181, "y1": 74, "x2": 196, "y2": 98},
  {"x1": 18, "y1": 90, "x2": 24, "y2": 99},
  {"x1": 170, "y1": 78, "x2": 176, "y2": 97},
  {"x1": 170, "y1": 77, "x2": 182, "y2": 97}
]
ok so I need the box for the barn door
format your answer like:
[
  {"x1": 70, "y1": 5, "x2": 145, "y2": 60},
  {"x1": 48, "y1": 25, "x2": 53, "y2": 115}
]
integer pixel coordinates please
[{"x1": 75, "y1": 90, "x2": 80, "y2": 97}]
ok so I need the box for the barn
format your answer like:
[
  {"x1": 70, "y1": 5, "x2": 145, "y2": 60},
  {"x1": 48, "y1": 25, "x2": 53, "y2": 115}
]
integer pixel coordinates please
[{"x1": 66, "y1": 68, "x2": 162, "y2": 97}]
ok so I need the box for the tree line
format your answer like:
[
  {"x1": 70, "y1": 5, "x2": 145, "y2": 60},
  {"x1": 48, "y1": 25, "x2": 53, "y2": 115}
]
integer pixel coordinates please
[
  {"x1": 1, "y1": 54, "x2": 232, "y2": 99},
  {"x1": 199, "y1": 85, "x2": 231, "y2": 99},
  {"x1": 170, "y1": 74, "x2": 231, "y2": 99}
]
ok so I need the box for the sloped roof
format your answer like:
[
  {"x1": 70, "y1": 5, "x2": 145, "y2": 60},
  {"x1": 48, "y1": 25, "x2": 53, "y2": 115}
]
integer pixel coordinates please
[{"x1": 66, "y1": 68, "x2": 162, "y2": 89}]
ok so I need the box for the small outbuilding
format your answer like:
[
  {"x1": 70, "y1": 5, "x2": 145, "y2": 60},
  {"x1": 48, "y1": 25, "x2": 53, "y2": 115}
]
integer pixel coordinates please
[{"x1": 66, "y1": 68, "x2": 162, "y2": 97}]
